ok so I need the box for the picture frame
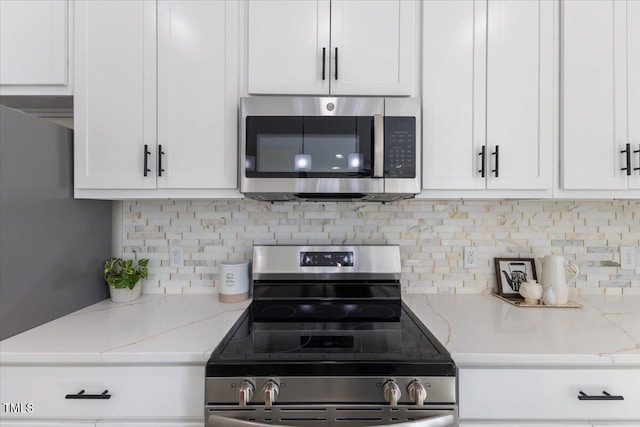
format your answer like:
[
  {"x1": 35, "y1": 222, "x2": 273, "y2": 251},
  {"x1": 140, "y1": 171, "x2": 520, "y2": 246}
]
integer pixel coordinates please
[{"x1": 494, "y1": 258, "x2": 538, "y2": 298}]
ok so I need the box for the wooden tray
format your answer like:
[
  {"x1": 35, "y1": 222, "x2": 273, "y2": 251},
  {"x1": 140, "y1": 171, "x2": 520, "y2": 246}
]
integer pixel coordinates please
[{"x1": 493, "y1": 293, "x2": 582, "y2": 308}]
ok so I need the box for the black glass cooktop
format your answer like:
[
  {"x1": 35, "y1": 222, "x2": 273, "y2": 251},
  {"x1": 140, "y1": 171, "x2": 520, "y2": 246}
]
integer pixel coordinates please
[
  {"x1": 251, "y1": 282, "x2": 401, "y2": 322},
  {"x1": 206, "y1": 302, "x2": 456, "y2": 378}
]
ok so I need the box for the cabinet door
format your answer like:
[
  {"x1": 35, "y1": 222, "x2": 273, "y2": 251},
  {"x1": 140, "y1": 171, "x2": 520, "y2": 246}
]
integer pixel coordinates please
[
  {"x1": 247, "y1": 0, "x2": 330, "y2": 95},
  {"x1": 628, "y1": 0, "x2": 640, "y2": 189},
  {"x1": 330, "y1": 0, "x2": 416, "y2": 96},
  {"x1": 562, "y1": 0, "x2": 628, "y2": 190},
  {"x1": 0, "y1": 365, "x2": 203, "y2": 419},
  {"x1": 460, "y1": 424, "x2": 590, "y2": 427},
  {"x1": 422, "y1": 0, "x2": 487, "y2": 190},
  {"x1": 485, "y1": 0, "x2": 553, "y2": 190},
  {"x1": 157, "y1": 0, "x2": 238, "y2": 189},
  {"x1": 0, "y1": 0, "x2": 68, "y2": 89},
  {"x1": 74, "y1": 0, "x2": 157, "y2": 190},
  {"x1": 97, "y1": 423, "x2": 200, "y2": 427},
  {"x1": 460, "y1": 368, "x2": 640, "y2": 420},
  {"x1": 0, "y1": 423, "x2": 95, "y2": 427}
]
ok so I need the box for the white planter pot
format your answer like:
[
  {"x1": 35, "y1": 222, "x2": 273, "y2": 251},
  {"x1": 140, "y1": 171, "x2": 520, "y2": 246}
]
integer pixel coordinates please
[{"x1": 109, "y1": 282, "x2": 142, "y2": 303}]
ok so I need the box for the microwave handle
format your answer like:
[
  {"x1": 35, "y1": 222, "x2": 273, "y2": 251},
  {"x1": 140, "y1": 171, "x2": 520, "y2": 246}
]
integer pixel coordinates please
[{"x1": 373, "y1": 114, "x2": 384, "y2": 178}]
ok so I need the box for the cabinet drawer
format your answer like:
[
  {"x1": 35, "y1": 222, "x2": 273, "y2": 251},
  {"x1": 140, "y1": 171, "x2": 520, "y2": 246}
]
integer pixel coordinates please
[
  {"x1": 0, "y1": 365, "x2": 203, "y2": 420},
  {"x1": 459, "y1": 368, "x2": 640, "y2": 420}
]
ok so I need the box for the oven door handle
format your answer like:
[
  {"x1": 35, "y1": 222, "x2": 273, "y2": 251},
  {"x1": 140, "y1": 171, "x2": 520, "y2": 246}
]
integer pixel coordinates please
[{"x1": 208, "y1": 413, "x2": 455, "y2": 427}]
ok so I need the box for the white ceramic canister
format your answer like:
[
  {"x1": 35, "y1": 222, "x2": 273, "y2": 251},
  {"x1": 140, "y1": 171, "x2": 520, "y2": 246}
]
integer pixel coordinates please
[
  {"x1": 519, "y1": 280, "x2": 543, "y2": 305},
  {"x1": 218, "y1": 260, "x2": 250, "y2": 303}
]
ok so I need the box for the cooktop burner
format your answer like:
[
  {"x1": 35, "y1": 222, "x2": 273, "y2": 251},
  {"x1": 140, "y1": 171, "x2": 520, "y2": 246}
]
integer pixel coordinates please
[{"x1": 206, "y1": 302, "x2": 456, "y2": 378}]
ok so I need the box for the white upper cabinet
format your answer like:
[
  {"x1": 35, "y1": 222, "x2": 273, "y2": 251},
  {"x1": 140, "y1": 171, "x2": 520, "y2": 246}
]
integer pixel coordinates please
[
  {"x1": 247, "y1": 0, "x2": 330, "y2": 95},
  {"x1": 74, "y1": 0, "x2": 157, "y2": 190},
  {"x1": 247, "y1": 0, "x2": 416, "y2": 96},
  {"x1": 329, "y1": 0, "x2": 416, "y2": 96},
  {"x1": 422, "y1": 0, "x2": 553, "y2": 194},
  {"x1": 562, "y1": 0, "x2": 640, "y2": 191},
  {"x1": 157, "y1": 0, "x2": 238, "y2": 190},
  {"x1": 0, "y1": 0, "x2": 72, "y2": 95},
  {"x1": 74, "y1": 0, "x2": 239, "y2": 197}
]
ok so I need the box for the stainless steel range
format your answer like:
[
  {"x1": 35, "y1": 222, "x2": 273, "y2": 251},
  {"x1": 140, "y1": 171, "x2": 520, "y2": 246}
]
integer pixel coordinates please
[{"x1": 205, "y1": 246, "x2": 458, "y2": 427}]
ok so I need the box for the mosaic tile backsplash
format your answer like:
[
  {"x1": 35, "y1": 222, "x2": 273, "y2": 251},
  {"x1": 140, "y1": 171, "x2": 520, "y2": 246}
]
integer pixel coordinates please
[{"x1": 122, "y1": 200, "x2": 640, "y2": 296}]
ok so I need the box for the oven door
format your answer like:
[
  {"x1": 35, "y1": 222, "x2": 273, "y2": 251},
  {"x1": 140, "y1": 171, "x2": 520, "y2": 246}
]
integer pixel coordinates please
[{"x1": 207, "y1": 406, "x2": 457, "y2": 427}]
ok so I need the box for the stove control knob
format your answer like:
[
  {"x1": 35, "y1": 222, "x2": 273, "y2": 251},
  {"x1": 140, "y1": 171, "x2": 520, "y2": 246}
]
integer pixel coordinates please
[
  {"x1": 408, "y1": 380, "x2": 427, "y2": 406},
  {"x1": 262, "y1": 380, "x2": 280, "y2": 407},
  {"x1": 383, "y1": 380, "x2": 401, "y2": 407},
  {"x1": 237, "y1": 381, "x2": 254, "y2": 406}
]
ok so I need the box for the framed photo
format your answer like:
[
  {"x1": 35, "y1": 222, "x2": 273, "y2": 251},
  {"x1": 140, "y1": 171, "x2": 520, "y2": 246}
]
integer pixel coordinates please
[{"x1": 494, "y1": 258, "x2": 537, "y2": 297}]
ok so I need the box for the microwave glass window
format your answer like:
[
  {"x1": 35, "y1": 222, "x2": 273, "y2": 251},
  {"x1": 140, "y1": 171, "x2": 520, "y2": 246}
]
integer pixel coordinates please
[
  {"x1": 245, "y1": 116, "x2": 373, "y2": 177},
  {"x1": 256, "y1": 134, "x2": 303, "y2": 172},
  {"x1": 303, "y1": 134, "x2": 360, "y2": 173}
]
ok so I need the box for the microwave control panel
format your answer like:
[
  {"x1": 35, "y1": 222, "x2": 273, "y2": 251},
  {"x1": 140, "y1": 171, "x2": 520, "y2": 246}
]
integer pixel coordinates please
[{"x1": 384, "y1": 117, "x2": 416, "y2": 178}]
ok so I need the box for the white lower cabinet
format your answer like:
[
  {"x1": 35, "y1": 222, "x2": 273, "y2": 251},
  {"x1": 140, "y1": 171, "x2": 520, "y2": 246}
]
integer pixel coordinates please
[
  {"x1": 0, "y1": 423, "x2": 200, "y2": 427},
  {"x1": 460, "y1": 424, "x2": 590, "y2": 427},
  {"x1": 98, "y1": 423, "x2": 201, "y2": 427},
  {"x1": 0, "y1": 365, "x2": 203, "y2": 424},
  {"x1": 0, "y1": 423, "x2": 96, "y2": 427},
  {"x1": 460, "y1": 423, "x2": 639, "y2": 427},
  {"x1": 459, "y1": 367, "x2": 640, "y2": 424}
]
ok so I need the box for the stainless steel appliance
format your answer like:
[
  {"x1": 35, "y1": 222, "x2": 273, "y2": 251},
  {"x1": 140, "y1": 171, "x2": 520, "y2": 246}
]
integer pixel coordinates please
[
  {"x1": 240, "y1": 97, "x2": 420, "y2": 202},
  {"x1": 205, "y1": 246, "x2": 458, "y2": 427}
]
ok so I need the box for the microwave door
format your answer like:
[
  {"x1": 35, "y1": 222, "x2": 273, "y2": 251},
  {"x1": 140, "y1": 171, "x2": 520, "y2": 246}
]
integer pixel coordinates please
[
  {"x1": 246, "y1": 116, "x2": 374, "y2": 179},
  {"x1": 301, "y1": 116, "x2": 372, "y2": 177}
]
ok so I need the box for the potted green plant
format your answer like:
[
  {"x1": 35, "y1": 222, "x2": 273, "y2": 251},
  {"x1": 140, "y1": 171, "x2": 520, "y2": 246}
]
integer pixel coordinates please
[{"x1": 104, "y1": 258, "x2": 149, "y2": 302}]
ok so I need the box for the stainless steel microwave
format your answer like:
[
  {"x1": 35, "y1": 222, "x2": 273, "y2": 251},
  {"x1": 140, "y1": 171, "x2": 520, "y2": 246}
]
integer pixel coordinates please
[{"x1": 239, "y1": 97, "x2": 421, "y2": 202}]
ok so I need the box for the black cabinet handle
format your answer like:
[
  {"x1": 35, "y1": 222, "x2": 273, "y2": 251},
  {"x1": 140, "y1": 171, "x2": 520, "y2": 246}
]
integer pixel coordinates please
[
  {"x1": 335, "y1": 47, "x2": 338, "y2": 80},
  {"x1": 492, "y1": 145, "x2": 499, "y2": 178},
  {"x1": 65, "y1": 389, "x2": 111, "y2": 400},
  {"x1": 143, "y1": 144, "x2": 151, "y2": 177},
  {"x1": 634, "y1": 144, "x2": 639, "y2": 172},
  {"x1": 478, "y1": 145, "x2": 486, "y2": 178},
  {"x1": 578, "y1": 390, "x2": 624, "y2": 401},
  {"x1": 158, "y1": 144, "x2": 165, "y2": 177},
  {"x1": 322, "y1": 47, "x2": 326, "y2": 81},
  {"x1": 621, "y1": 143, "x2": 632, "y2": 176}
]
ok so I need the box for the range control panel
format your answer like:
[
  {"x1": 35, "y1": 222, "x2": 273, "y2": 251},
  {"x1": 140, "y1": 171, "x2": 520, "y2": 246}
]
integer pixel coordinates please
[
  {"x1": 299, "y1": 251, "x2": 354, "y2": 267},
  {"x1": 384, "y1": 117, "x2": 416, "y2": 178}
]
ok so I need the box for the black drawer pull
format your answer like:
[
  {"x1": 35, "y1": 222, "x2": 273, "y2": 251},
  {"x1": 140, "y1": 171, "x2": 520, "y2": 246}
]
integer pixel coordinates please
[
  {"x1": 65, "y1": 389, "x2": 111, "y2": 400},
  {"x1": 158, "y1": 144, "x2": 165, "y2": 177},
  {"x1": 321, "y1": 47, "x2": 326, "y2": 80},
  {"x1": 578, "y1": 390, "x2": 624, "y2": 401},
  {"x1": 492, "y1": 145, "x2": 499, "y2": 178},
  {"x1": 143, "y1": 144, "x2": 151, "y2": 177},
  {"x1": 478, "y1": 145, "x2": 486, "y2": 178},
  {"x1": 621, "y1": 143, "x2": 632, "y2": 175}
]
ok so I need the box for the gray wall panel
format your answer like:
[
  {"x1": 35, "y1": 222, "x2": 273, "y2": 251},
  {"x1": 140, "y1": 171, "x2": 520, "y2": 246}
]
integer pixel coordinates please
[{"x1": 0, "y1": 105, "x2": 111, "y2": 340}]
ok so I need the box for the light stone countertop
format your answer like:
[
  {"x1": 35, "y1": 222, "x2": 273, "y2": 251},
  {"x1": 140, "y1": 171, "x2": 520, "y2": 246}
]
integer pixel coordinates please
[
  {"x1": 404, "y1": 293, "x2": 640, "y2": 367},
  {"x1": 1, "y1": 293, "x2": 639, "y2": 367},
  {"x1": 0, "y1": 294, "x2": 250, "y2": 365}
]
